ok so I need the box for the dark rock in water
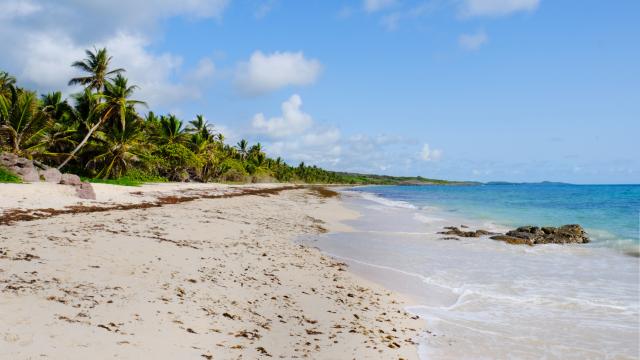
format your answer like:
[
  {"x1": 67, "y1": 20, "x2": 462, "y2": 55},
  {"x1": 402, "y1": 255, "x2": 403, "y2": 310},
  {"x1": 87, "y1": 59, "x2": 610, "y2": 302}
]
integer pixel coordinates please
[
  {"x1": 491, "y1": 224, "x2": 589, "y2": 245},
  {"x1": 75, "y1": 182, "x2": 96, "y2": 200},
  {"x1": 438, "y1": 226, "x2": 497, "y2": 238}
]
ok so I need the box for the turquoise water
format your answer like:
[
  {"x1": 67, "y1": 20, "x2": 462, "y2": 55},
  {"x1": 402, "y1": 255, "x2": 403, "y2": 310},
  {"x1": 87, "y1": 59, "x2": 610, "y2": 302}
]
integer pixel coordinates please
[
  {"x1": 301, "y1": 184, "x2": 640, "y2": 358},
  {"x1": 351, "y1": 184, "x2": 640, "y2": 250}
]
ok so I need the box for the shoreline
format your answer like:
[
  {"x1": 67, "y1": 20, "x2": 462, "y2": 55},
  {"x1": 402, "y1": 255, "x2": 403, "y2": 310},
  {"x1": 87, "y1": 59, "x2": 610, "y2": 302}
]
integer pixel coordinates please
[
  {"x1": 310, "y1": 187, "x2": 639, "y2": 359},
  {"x1": 0, "y1": 183, "x2": 425, "y2": 359}
]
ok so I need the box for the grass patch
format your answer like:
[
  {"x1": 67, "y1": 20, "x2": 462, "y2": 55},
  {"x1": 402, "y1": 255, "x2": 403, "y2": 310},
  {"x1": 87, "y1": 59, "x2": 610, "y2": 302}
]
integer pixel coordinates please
[
  {"x1": 83, "y1": 177, "x2": 144, "y2": 187},
  {"x1": 0, "y1": 167, "x2": 22, "y2": 183}
]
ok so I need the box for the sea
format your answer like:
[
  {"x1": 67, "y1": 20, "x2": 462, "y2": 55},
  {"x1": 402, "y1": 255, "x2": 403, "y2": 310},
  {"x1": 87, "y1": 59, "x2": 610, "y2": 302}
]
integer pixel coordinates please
[{"x1": 300, "y1": 184, "x2": 640, "y2": 359}]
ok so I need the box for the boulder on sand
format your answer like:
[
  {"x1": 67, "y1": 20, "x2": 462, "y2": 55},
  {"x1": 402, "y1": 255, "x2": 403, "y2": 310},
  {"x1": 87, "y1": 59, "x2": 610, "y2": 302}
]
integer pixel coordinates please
[
  {"x1": 39, "y1": 168, "x2": 63, "y2": 183},
  {"x1": 60, "y1": 173, "x2": 82, "y2": 186},
  {"x1": 0, "y1": 154, "x2": 39, "y2": 182},
  {"x1": 75, "y1": 182, "x2": 96, "y2": 200}
]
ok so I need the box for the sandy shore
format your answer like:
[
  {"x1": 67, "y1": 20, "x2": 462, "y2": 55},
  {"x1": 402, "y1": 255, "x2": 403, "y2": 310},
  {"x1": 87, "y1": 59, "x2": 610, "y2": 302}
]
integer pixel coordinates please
[{"x1": 0, "y1": 183, "x2": 424, "y2": 359}]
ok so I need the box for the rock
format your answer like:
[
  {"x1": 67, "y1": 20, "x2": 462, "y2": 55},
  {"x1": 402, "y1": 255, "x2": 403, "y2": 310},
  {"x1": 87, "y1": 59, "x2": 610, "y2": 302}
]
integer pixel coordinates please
[
  {"x1": 438, "y1": 226, "x2": 496, "y2": 238},
  {"x1": 75, "y1": 182, "x2": 96, "y2": 200},
  {"x1": 491, "y1": 224, "x2": 589, "y2": 245},
  {"x1": 13, "y1": 165, "x2": 40, "y2": 182},
  {"x1": 60, "y1": 173, "x2": 82, "y2": 186},
  {"x1": 38, "y1": 168, "x2": 62, "y2": 183},
  {"x1": 489, "y1": 235, "x2": 534, "y2": 245},
  {"x1": 1, "y1": 153, "x2": 40, "y2": 182},
  {"x1": 0, "y1": 153, "x2": 19, "y2": 167}
]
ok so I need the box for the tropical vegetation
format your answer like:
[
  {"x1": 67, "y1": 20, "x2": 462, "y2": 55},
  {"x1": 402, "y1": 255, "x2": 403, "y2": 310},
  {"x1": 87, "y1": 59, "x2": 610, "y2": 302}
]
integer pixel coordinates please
[{"x1": 1, "y1": 48, "x2": 455, "y2": 185}]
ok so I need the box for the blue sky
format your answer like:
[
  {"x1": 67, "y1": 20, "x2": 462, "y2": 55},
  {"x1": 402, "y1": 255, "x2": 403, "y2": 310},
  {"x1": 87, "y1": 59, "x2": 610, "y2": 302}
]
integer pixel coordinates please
[{"x1": 1, "y1": 0, "x2": 638, "y2": 183}]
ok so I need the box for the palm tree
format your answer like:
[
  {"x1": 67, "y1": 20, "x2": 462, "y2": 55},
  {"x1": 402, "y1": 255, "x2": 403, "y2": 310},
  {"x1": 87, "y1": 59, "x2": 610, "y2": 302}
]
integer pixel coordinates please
[
  {"x1": 158, "y1": 114, "x2": 187, "y2": 144},
  {"x1": 0, "y1": 91, "x2": 51, "y2": 158},
  {"x1": 0, "y1": 71, "x2": 17, "y2": 100},
  {"x1": 188, "y1": 114, "x2": 209, "y2": 133},
  {"x1": 68, "y1": 48, "x2": 125, "y2": 92},
  {"x1": 86, "y1": 117, "x2": 149, "y2": 179},
  {"x1": 58, "y1": 75, "x2": 145, "y2": 170},
  {"x1": 236, "y1": 139, "x2": 249, "y2": 160}
]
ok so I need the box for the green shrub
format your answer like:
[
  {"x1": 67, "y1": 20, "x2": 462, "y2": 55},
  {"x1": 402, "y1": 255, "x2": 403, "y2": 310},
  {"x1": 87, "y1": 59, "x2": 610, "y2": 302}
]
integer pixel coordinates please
[
  {"x1": 0, "y1": 166, "x2": 22, "y2": 183},
  {"x1": 124, "y1": 168, "x2": 168, "y2": 183},
  {"x1": 155, "y1": 143, "x2": 202, "y2": 181},
  {"x1": 219, "y1": 158, "x2": 249, "y2": 182}
]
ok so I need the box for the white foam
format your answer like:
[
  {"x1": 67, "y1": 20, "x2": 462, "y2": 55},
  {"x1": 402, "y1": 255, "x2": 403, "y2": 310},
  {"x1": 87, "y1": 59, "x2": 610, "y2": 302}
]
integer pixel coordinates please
[
  {"x1": 356, "y1": 191, "x2": 417, "y2": 209},
  {"x1": 413, "y1": 213, "x2": 446, "y2": 224}
]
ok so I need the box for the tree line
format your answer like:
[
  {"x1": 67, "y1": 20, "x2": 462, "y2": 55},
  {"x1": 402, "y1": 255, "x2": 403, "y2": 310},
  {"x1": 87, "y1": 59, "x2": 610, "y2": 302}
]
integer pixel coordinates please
[{"x1": 0, "y1": 48, "x2": 354, "y2": 184}]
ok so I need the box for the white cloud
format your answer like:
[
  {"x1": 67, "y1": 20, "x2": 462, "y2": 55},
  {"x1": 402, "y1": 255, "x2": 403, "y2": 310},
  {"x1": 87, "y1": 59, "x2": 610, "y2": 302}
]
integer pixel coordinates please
[
  {"x1": 461, "y1": 0, "x2": 539, "y2": 17},
  {"x1": 0, "y1": 0, "x2": 226, "y2": 110},
  {"x1": 420, "y1": 143, "x2": 443, "y2": 161},
  {"x1": 254, "y1": 0, "x2": 277, "y2": 19},
  {"x1": 364, "y1": 0, "x2": 396, "y2": 13},
  {"x1": 251, "y1": 94, "x2": 314, "y2": 138},
  {"x1": 235, "y1": 51, "x2": 322, "y2": 95},
  {"x1": 0, "y1": 0, "x2": 42, "y2": 19},
  {"x1": 458, "y1": 30, "x2": 488, "y2": 51}
]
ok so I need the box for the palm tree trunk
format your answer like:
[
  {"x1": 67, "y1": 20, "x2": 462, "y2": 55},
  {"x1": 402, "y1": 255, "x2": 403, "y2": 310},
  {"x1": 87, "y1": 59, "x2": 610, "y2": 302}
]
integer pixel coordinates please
[{"x1": 57, "y1": 120, "x2": 102, "y2": 170}]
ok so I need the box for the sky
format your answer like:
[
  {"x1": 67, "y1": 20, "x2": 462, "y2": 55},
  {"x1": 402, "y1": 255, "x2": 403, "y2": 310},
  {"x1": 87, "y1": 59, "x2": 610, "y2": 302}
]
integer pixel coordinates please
[{"x1": 1, "y1": 0, "x2": 638, "y2": 184}]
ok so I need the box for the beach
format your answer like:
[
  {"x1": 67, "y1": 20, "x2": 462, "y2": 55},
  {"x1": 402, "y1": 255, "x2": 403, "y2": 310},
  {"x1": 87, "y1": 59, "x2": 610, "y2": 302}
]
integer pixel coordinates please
[
  {"x1": 0, "y1": 183, "x2": 424, "y2": 359},
  {"x1": 307, "y1": 186, "x2": 639, "y2": 359}
]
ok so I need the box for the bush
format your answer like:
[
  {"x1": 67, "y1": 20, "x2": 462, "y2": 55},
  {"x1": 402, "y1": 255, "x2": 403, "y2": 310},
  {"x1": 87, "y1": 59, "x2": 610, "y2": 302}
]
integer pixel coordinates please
[
  {"x1": 124, "y1": 168, "x2": 167, "y2": 183},
  {"x1": 155, "y1": 143, "x2": 202, "y2": 181},
  {"x1": 219, "y1": 158, "x2": 249, "y2": 182},
  {"x1": 0, "y1": 166, "x2": 21, "y2": 183}
]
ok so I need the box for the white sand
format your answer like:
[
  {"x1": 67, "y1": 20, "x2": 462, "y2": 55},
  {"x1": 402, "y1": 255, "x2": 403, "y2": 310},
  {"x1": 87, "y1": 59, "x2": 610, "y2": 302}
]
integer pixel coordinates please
[{"x1": 0, "y1": 183, "x2": 424, "y2": 359}]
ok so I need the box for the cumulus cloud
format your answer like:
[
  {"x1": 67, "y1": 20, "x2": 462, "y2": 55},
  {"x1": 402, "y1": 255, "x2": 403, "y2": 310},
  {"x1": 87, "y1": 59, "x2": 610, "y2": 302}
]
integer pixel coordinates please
[
  {"x1": 460, "y1": 0, "x2": 540, "y2": 17},
  {"x1": 420, "y1": 143, "x2": 443, "y2": 161},
  {"x1": 458, "y1": 30, "x2": 488, "y2": 51},
  {"x1": 0, "y1": 1, "x2": 221, "y2": 109},
  {"x1": 251, "y1": 94, "x2": 314, "y2": 137},
  {"x1": 364, "y1": 0, "x2": 396, "y2": 13},
  {"x1": 235, "y1": 51, "x2": 322, "y2": 95}
]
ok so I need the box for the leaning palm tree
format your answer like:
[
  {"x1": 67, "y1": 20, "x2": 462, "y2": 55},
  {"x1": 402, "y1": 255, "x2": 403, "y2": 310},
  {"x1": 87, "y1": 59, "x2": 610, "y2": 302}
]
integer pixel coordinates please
[
  {"x1": 68, "y1": 48, "x2": 125, "y2": 92},
  {"x1": 58, "y1": 75, "x2": 146, "y2": 170},
  {"x1": 86, "y1": 117, "x2": 149, "y2": 179}
]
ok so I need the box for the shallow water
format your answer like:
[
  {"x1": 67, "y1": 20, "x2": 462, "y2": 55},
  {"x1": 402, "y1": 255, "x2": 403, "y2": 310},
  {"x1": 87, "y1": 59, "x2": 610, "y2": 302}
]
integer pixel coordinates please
[{"x1": 300, "y1": 186, "x2": 640, "y2": 359}]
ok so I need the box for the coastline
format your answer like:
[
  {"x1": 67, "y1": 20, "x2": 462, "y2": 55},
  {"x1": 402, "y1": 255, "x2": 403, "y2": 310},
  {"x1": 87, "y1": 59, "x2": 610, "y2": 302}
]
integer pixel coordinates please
[
  {"x1": 307, "y1": 187, "x2": 639, "y2": 359},
  {"x1": 0, "y1": 183, "x2": 424, "y2": 359}
]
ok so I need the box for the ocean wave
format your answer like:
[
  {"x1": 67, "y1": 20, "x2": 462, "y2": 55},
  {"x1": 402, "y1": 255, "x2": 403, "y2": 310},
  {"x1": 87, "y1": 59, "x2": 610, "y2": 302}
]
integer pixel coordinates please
[{"x1": 356, "y1": 191, "x2": 417, "y2": 209}]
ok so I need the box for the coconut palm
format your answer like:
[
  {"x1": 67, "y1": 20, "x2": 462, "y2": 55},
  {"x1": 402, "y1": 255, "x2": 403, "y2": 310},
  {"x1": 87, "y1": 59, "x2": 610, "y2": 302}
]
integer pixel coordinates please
[
  {"x1": 58, "y1": 75, "x2": 145, "y2": 169},
  {"x1": 0, "y1": 71, "x2": 17, "y2": 100},
  {"x1": 158, "y1": 114, "x2": 187, "y2": 144},
  {"x1": 86, "y1": 117, "x2": 149, "y2": 178},
  {"x1": 0, "y1": 91, "x2": 51, "y2": 157},
  {"x1": 68, "y1": 48, "x2": 125, "y2": 92},
  {"x1": 236, "y1": 139, "x2": 249, "y2": 160}
]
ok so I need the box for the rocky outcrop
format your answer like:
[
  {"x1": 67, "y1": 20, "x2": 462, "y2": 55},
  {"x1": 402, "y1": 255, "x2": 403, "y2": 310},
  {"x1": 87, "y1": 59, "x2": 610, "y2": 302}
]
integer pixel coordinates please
[
  {"x1": 0, "y1": 153, "x2": 39, "y2": 182},
  {"x1": 1, "y1": 152, "x2": 96, "y2": 200},
  {"x1": 438, "y1": 226, "x2": 496, "y2": 238},
  {"x1": 490, "y1": 225, "x2": 589, "y2": 245}
]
